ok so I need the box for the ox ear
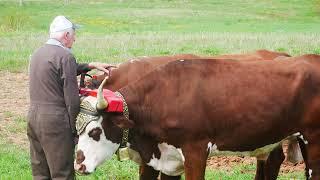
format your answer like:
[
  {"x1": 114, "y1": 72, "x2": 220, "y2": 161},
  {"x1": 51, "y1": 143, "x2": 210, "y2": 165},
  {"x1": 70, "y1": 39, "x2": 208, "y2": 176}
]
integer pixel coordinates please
[{"x1": 111, "y1": 115, "x2": 134, "y2": 129}]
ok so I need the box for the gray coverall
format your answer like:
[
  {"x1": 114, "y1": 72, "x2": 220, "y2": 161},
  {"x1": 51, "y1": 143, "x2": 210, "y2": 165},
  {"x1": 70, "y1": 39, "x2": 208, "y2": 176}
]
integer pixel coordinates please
[{"x1": 28, "y1": 40, "x2": 90, "y2": 180}]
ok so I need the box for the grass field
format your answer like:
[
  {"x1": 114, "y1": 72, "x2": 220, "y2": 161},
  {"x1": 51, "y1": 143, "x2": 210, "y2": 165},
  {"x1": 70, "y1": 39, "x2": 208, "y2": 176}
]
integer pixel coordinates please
[
  {"x1": 0, "y1": 0, "x2": 317, "y2": 179},
  {"x1": 0, "y1": 139, "x2": 304, "y2": 179},
  {"x1": 1, "y1": 0, "x2": 320, "y2": 71}
]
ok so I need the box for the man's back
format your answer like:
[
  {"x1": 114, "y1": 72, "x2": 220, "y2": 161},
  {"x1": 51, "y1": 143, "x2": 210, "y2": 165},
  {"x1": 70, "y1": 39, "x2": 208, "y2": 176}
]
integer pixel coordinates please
[{"x1": 29, "y1": 44, "x2": 76, "y2": 107}]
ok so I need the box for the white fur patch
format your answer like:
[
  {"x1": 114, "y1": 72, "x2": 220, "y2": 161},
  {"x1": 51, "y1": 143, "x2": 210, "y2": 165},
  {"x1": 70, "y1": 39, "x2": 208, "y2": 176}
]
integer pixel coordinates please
[
  {"x1": 179, "y1": 59, "x2": 185, "y2": 62},
  {"x1": 207, "y1": 142, "x2": 218, "y2": 153},
  {"x1": 147, "y1": 143, "x2": 185, "y2": 176},
  {"x1": 292, "y1": 132, "x2": 301, "y2": 136},
  {"x1": 299, "y1": 134, "x2": 308, "y2": 144},
  {"x1": 309, "y1": 169, "x2": 312, "y2": 179},
  {"x1": 76, "y1": 118, "x2": 120, "y2": 173},
  {"x1": 292, "y1": 132, "x2": 308, "y2": 144},
  {"x1": 208, "y1": 142, "x2": 212, "y2": 150}
]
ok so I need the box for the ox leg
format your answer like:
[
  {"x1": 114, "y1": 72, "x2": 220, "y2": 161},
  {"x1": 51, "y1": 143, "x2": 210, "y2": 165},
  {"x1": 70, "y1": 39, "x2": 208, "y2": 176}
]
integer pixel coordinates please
[
  {"x1": 182, "y1": 142, "x2": 208, "y2": 180},
  {"x1": 306, "y1": 145, "x2": 320, "y2": 180},
  {"x1": 255, "y1": 160, "x2": 266, "y2": 180},
  {"x1": 255, "y1": 144, "x2": 284, "y2": 180},
  {"x1": 265, "y1": 145, "x2": 285, "y2": 180},
  {"x1": 139, "y1": 164, "x2": 160, "y2": 180},
  {"x1": 304, "y1": 132, "x2": 320, "y2": 180},
  {"x1": 297, "y1": 137, "x2": 309, "y2": 180},
  {"x1": 160, "y1": 173, "x2": 181, "y2": 180}
]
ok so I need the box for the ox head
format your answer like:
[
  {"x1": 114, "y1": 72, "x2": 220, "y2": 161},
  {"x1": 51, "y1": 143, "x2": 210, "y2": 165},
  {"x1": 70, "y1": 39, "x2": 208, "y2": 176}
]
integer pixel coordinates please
[{"x1": 74, "y1": 77, "x2": 134, "y2": 174}]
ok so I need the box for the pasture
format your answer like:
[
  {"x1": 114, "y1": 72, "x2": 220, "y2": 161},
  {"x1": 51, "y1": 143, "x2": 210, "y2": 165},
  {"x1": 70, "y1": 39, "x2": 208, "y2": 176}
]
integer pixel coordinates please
[{"x1": 0, "y1": 0, "x2": 319, "y2": 179}]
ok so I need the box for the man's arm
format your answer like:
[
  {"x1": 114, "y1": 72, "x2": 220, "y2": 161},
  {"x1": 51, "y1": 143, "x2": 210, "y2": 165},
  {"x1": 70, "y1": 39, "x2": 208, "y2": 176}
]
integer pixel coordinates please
[
  {"x1": 62, "y1": 55, "x2": 81, "y2": 133},
  {"x1": 77, "y1": 63, "x2": 91, "y2": 76},
  {"x1": 77, "y1": 62, "x2": 116, "y2": 76}
]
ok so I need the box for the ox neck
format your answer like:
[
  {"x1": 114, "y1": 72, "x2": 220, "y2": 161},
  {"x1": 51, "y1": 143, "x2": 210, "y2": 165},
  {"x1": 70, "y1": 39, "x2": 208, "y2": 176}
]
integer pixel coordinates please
[{"x1": 117, "y1": 84, "x2": 146, "y2": 123}]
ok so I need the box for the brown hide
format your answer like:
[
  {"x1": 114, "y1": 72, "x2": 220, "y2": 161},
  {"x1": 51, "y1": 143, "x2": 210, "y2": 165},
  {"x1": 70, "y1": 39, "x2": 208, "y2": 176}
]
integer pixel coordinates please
[
  {"x1": 113, "y1": 56, "x2": 320, "y2": 180},
  {"x1": 85, "y1": 54, "x2": 200, "y2": 90},
  {"x1": 104, "y1": 54, "x2": 200, "y2": 91},
  {"x1": 86, "y1": 50, "x2": 290, "y2": 89}
]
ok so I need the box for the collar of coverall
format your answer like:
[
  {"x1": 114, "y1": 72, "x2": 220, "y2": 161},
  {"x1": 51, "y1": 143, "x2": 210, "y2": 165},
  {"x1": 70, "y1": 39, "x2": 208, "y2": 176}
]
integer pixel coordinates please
[{"x1": 46, "y1": 38, "x2": 72, "y2": 53}]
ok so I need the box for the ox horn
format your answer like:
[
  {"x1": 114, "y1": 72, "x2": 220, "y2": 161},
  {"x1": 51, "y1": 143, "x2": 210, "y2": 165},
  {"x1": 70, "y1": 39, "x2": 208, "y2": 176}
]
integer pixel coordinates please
[{"x1": 96, "y1": 76, "x2": 109, "y2": 110}]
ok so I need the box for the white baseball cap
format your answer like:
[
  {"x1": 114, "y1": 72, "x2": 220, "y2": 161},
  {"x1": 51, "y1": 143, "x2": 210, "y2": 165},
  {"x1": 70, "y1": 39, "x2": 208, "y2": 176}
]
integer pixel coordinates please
[{"x1": 49, "y1": 15, "x2": 80, "y2": 33}]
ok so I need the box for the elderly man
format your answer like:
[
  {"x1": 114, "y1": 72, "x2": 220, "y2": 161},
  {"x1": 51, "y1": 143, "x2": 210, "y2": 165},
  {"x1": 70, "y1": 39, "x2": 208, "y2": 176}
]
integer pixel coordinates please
[{"x1": 27, "y1": 15, "x2": 113, "y2": 179}]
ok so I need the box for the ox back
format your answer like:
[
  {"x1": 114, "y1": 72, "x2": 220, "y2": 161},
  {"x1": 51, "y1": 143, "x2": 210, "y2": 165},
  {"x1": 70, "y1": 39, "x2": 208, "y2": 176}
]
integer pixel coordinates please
[
  {"x1": 103, "y1": 54, "x2": 201, "y2": 91},
  {"x1": 87, "y1": 50, "x2": 290, "y2": 90}
]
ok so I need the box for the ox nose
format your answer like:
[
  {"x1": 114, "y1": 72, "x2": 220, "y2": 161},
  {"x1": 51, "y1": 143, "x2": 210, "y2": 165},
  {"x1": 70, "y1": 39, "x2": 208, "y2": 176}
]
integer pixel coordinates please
[
  {"x1": 75, "y1": 163, "x2": 88, "y2": 175},
  {"x1": 76, "y1": 150, "x2": 85, "y2": 164},
  {"x1": 79, "y1": 164, "x2": 86, "y2": 173}
]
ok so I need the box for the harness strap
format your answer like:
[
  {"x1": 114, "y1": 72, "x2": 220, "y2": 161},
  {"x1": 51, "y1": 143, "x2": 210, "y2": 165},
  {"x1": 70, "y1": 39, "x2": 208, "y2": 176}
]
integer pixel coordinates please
[
  {"x1": 80, "y1": 108, "x2": 98, "y2": 116},
  {"x1": 120, "y1": 129, "x2": 129, "y2": 148},
  {"x1": 115, "y1": 91, "x2": 130, "y2": 148}
]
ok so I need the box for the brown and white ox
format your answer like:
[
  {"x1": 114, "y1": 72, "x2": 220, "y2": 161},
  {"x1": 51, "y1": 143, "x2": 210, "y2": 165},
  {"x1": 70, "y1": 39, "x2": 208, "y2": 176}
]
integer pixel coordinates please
[{"x1": 78, "y1": 51, "x2": 310, "y2": 179}]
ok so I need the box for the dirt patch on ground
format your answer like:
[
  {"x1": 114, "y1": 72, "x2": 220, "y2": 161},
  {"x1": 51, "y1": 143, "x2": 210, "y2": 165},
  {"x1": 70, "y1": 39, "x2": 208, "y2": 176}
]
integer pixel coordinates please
[
  {"x1": 207, "y1": 156, "x2": 304, "y2": 175},
  {"x1": 0, "y1": 71, "x2": 29, "y2": 148},
  {"x1": 0, "y1": 72, "x2": 304, "y2": 174}
]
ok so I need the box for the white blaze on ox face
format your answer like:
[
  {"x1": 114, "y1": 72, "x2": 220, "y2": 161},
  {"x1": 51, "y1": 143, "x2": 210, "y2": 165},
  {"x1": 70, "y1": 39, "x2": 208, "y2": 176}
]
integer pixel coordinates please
[{"x1": 75, "y1": 97, "x2": 120, "y2": 174}]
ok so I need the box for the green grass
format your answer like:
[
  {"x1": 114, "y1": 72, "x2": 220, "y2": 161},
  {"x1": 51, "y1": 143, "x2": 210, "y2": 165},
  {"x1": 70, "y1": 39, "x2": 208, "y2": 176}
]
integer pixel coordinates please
[
  {"x1": 1, "y1": 32, "x2": 320, "y2": 72},
  {"x1": 0, "y1": 140, "x2": 139, "y2": 180},
  {"x1": 0, "y1": 139, "x2": 32, "y2": 179},
  {"x1": 0, "y1": 141, "x2": 304, "y2": 179},
  {"x1": 1, "y1": 0, "x2": 320, "y2": 34},
  {"x1": 0, "y1": 0, "x2": 320, "y2": 71}
]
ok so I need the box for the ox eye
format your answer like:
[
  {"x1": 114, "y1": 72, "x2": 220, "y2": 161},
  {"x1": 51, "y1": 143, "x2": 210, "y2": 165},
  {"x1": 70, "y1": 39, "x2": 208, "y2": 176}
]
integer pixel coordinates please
[{"x1": 88, "y1": 127, "x2": 102, "y2": 141}]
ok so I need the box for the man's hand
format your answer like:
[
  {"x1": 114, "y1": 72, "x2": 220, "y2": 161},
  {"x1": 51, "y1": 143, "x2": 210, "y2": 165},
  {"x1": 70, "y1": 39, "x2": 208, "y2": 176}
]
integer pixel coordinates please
[{"x1": 88, "y1": 62, "x2": 117, "y2": 75}]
